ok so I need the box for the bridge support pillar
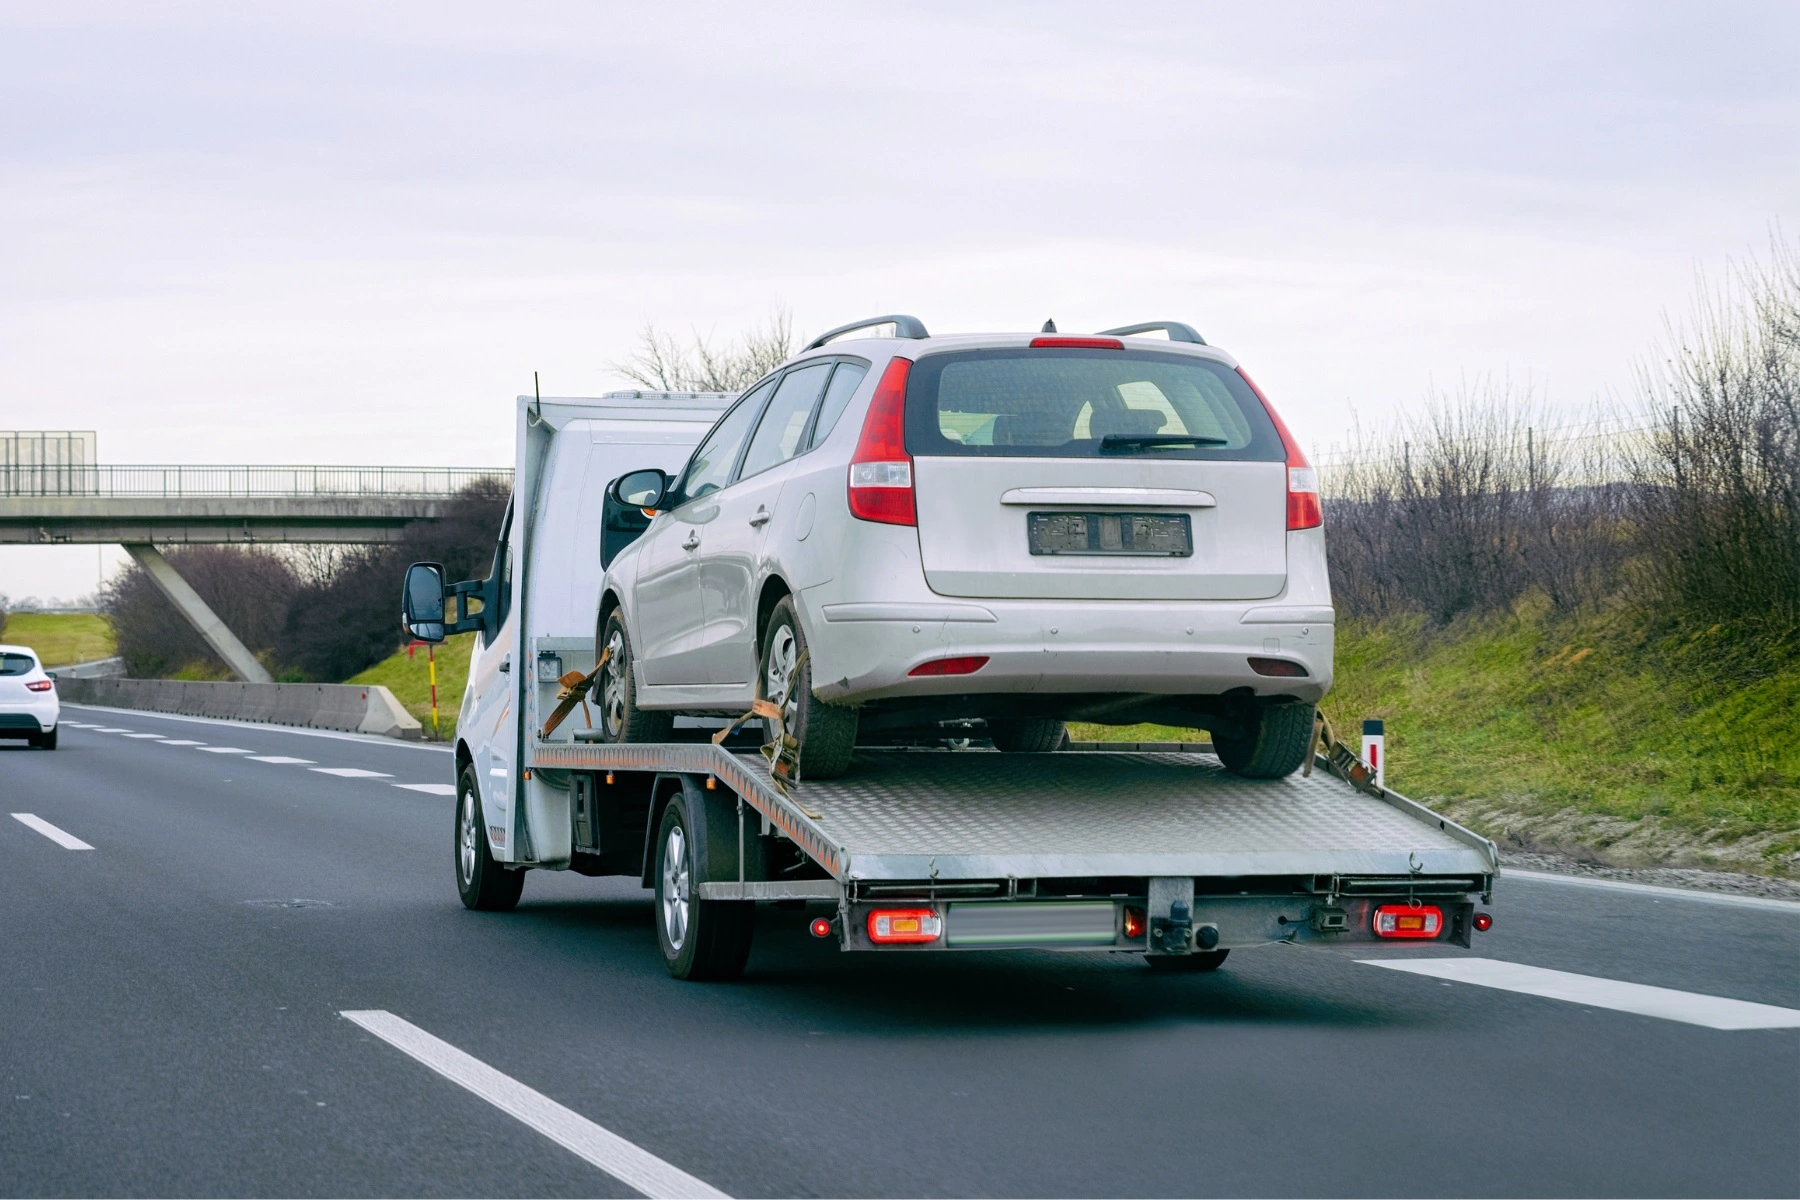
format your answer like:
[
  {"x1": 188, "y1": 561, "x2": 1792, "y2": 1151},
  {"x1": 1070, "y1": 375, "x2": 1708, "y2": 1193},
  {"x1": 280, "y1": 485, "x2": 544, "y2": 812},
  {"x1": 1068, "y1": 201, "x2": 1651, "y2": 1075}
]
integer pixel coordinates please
[{"x1": 122, "y1": 543, "x2": 274, "y2": 684}]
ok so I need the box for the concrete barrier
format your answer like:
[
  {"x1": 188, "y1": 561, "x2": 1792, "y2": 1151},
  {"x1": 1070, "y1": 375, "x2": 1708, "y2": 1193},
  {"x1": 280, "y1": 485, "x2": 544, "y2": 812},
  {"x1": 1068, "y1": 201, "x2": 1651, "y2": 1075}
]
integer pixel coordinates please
[{"x1": 54, "y1": 676, "x2": 423, "y2": 740}]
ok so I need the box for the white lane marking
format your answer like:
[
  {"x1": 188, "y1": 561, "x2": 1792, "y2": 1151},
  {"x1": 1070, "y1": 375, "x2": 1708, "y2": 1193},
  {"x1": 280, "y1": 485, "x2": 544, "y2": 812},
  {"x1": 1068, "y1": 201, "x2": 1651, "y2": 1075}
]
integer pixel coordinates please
[
  {"x1": 122, "y1": 733, "x2": 166, "y2": 739},
  {"x1": 247, "y1": 756, "x2": 315, "y2": 765},
  {"x1": 311, "y1": 767, "x2": 392, "y2": 778},
  {"x1": 1504, "y1": 867, "x2": 1800, "y2": 913},
  {"x1": 341, "y1": 1010, "x2": 728, "y2": 1199},
  {"x1": 394, "y1": 783, "x2": 457, "y2": 795},
  {"x1": 489, "y1": 767, "x2": 508, "y2": 778},
  {"x1": 1362, "y1": 957, "x2": 1800, "y2": 1030},
  {"x1": 92, "y1": 727, "x2": 132, "y2": 733},
  {"x1": 62, "y1": 704, "x2": 454, "y2": 754},
  {"x1": 158, "y1": 740, "x2": 207, "y2": 746},
  {"x1": 196, "y1": 746, "x2": 253, "y2": 755},
  {"x1": 10, "y1": 813, "x2": 94, "y2": 850},
  {"x1": 63, "y1": 722, "x2": 99, "y2": 728}
]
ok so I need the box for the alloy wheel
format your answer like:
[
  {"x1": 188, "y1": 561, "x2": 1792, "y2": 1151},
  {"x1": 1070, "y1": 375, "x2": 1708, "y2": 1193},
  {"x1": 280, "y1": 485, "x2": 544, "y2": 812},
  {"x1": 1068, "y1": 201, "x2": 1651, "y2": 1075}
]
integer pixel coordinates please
[
  {"x1": 764, "y1": 624, "x2": 800, "y2": 727},
  {"x1": 660, "y1": 824, "x2": 690, "y2": 950},
  {"x1": 459, "y1": 789, "x2": 477, "y2": 884},
  {"x1": 602, "y1": 627, "x2": 627, "y2": 736}
]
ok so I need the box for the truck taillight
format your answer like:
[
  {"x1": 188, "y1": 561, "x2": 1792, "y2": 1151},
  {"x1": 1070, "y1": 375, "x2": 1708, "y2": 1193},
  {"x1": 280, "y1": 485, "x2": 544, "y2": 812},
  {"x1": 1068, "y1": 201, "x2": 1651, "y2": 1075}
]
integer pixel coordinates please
[
  {"x1": 26, "y1": 680, "x2": 53, "y2": 692},
  {"x1": 1372, "y1": 904, "x2": 1444, "y2": 938},
  {"x1": 1237, "y1": 369, "x2": 1322, "y2": 531},
  {"x1": 867, "y1": 908, "x2": 942, "y2": 944},
  {"x1": 848, "y1": 357, "x2": 915, "y2": 526}
]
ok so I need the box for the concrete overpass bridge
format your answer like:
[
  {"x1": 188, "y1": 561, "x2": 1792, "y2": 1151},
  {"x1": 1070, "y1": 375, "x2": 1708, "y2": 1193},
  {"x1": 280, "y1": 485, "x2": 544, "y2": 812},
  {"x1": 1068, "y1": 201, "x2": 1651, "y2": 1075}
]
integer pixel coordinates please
[{"x1": 2, "y1": 462, "x2": 510, "y2": 684}]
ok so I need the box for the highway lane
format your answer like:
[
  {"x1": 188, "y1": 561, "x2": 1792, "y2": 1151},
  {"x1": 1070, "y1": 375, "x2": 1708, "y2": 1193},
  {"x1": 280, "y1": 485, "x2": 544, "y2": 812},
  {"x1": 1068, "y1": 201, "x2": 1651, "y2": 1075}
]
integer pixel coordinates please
[{"x1": 3, "y1": 706, "x2": 1796, "y2": 1198}]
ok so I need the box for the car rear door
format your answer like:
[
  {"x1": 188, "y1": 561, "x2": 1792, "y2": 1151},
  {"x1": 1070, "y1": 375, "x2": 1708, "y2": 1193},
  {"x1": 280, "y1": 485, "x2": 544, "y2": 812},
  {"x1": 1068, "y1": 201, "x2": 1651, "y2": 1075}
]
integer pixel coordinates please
[{"x1": 906, "y1": 346, "x2": 1291, "y2": 600}]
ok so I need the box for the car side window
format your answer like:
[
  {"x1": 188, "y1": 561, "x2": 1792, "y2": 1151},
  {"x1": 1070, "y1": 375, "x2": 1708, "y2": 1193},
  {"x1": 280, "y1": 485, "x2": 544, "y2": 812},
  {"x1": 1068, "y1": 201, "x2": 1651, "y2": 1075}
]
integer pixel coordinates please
[
  {"x1": 806, "y1": 361, "x2": 870, "y2": 450},
  {"x1": 737, "y1": 362, "x2": 832, "y2": 481},
  {"x1": 672, "y1": 383, "x2": 771, "y2": 506}
]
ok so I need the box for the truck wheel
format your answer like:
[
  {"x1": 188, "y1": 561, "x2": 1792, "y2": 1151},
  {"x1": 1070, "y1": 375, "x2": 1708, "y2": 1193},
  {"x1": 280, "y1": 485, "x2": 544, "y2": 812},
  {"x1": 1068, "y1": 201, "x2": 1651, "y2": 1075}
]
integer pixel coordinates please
[
  {"x1": 1146, "y1": 950, "x2": 1230, "y2": 972},
  {"x1": 654, "y1": 793, "x2": 754, "y2": 980},
  {"x1": 1213, "y1": 702, "x2": 1316, "y2": 779},
  {"x1": 456, "y1": 764, "x2": 524, "y2": 911},
  {"x1": 988, "y1": 718, "x2": 1067, "y2": 752},
  {"x1": 598, "y1": 609, "x2": 673, "y2": 743},
  {"x1": 761, "y1": 596, "x2": 856, "y2": 780}
]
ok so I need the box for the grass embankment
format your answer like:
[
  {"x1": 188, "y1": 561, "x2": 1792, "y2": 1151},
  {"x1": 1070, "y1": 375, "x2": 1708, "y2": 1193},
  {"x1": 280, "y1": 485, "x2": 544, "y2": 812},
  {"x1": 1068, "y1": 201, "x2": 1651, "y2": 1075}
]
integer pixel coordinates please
[
  {"x1": 348, "y1": 634, "x2": 476, "y2": 741},
  {"x1": 0, "y1": 612, "x2": 116, "y2": 667}
]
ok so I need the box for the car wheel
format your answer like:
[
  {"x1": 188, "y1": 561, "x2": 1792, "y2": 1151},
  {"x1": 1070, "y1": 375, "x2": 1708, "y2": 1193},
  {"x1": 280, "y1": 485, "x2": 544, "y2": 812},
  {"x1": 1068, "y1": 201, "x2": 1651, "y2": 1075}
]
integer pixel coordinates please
[
  {"x1": 654, "y1": 792, "x2": 754, "y2": 980},
  {"x1": 1146, "y1": 950, "x2": 1230, "y2": 972},
  {"x1": 597, "y1": 609, "x2": 673, "y2": 743},
  {"x1": 38, "y1": 727, "x2": 57, "y2": 751},
  {"x1": 760, "y1": 596, "x2": 857, "y2": 779},
  {"x1": 988, "y1": 718, "x2": 1067, "y2": 752},
  {"x1": 1212, "y1": 701, "x2": 1316, "y2": 778},
  {"x1": 456, "y1": 764, "x2": 524, "y2": 911}
]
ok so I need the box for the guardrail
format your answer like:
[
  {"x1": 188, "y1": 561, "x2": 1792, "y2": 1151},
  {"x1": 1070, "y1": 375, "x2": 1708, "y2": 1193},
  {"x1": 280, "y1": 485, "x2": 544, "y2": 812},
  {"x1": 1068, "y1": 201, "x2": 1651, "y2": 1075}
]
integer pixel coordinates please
[{"x1": 0, "y1": 465, "x2": 511, "y2": 499}]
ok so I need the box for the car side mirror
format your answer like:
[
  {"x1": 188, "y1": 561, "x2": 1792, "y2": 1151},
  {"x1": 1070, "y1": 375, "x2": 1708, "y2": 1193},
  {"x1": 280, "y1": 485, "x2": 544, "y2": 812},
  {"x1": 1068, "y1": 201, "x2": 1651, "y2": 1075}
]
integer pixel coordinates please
[
  {"x1": 610, "y1": 468, "x2": 671, "y2": 512},
  {"x1": 401, "y1": 561, "x2": 449, "y2": 642}
]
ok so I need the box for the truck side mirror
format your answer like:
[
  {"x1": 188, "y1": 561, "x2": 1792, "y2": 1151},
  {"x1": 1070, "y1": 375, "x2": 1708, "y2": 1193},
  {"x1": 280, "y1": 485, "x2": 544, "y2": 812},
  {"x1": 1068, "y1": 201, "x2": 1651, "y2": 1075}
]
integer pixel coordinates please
[
  {"x1": 610, "y1": 468, "x2": 671, "y2": 512},
  {"x1": 401, "y1": 561, "x2": 449, "y2": 642}
]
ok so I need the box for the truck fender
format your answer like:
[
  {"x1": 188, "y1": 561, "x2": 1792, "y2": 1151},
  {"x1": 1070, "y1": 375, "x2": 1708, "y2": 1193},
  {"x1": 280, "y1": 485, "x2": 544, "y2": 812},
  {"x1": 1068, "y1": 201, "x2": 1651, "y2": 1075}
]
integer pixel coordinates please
[{"x1": 641, "y1": 773, "x2": 750, "y2": 888}]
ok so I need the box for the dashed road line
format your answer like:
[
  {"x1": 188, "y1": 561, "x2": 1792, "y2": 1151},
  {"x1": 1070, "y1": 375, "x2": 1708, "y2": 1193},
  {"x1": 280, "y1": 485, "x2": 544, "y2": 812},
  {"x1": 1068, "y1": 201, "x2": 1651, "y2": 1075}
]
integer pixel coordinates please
[
  {"x1": 1362, "y1": 957, "x2": 1800, "y2": 1030},
  {"x1": 342, "y1": 1011, "x2": 728, "y2": 1199},
  {"x1": 158, "y1": 740, "x2": 207, "y2": 746},
  {"x1": 92, "y1": 727, "x2": 132, "y2": 733},
  {"x1": 122, "y1": 733, "x2": 166, "y2": 739},
  {"x1": 311, "y1": 767, "x2": 392, "y2": 779},
  {"x1": 11, "y1": 814, "x2": 94, "y2": 850},
  {"x1": 247, "y1": 756, "x2": 315, "y2": 764},
  {"x1": 393, "y1": 783, "x2": 457, "y2": 796},
  {"x1": 196, "y1": 746, "x2": 253, "y2": 755}
]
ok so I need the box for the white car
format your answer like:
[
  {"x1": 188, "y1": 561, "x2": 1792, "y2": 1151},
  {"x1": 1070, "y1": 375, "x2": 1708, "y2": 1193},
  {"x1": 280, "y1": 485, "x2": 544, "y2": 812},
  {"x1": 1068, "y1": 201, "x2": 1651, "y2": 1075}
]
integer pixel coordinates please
[
  {"x1": 0, "y1": 644, "x2": 60, "y2": 750},
  {"x1": 596, "y1": 316, "x2": 1333, "y2": 779}
]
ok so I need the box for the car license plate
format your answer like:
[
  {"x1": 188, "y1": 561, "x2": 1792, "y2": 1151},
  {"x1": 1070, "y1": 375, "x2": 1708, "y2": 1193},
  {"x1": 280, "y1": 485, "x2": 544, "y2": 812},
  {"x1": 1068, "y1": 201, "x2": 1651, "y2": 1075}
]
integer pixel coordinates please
[{"x1": 1027, "y1": 512, "x2": 1192, "y2": 557}]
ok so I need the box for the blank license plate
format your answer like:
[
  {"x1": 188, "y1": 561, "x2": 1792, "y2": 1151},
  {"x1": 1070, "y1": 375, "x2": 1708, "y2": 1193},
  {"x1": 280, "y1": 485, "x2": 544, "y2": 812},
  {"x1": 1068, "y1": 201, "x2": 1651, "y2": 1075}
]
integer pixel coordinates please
[{"x1": 1027, "y1": 511, "x2": 1192, "y2": 557}]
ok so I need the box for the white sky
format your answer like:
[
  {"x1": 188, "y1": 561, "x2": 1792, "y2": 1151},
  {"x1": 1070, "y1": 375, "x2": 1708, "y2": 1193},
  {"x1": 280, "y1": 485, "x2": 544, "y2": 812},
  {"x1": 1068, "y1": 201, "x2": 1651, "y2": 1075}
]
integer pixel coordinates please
[{"x1": 2, "y1": 1, "x2": 1795, "y2": 601}]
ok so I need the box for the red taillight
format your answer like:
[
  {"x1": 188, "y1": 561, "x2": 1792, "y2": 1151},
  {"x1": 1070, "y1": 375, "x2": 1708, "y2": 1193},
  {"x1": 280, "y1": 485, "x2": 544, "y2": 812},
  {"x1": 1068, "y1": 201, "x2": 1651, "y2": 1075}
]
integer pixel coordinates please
[
  {"x1": 810, "y1": 917, "x2": 834, "y2": 938},
  {"x1": 25, "y1": 679, "x2": 53, "y2": 692},
  {"x1": 908, "y1": 656, "x2": 989, "y2": 677},
  {"x1": 1122, "y1": 906, "x2": 1146, "y2": 940},
  {"x1": 1473, "y1": 912, "x2": 1493, "y2": 932},
  {"x1": 1247, "y1": 657, "x2": 1307, "y2": 678},
  {"x1": 848, "y1": 357, "x2": 915, "y2": 525},
  {"x1": 867, "y1": 908, "x2": 942, "y2": 944},
  {"x1": 1237, "y1": 369, "x2": 1321, "y2": 531},
  {"x1": 1372, "y1": 904, "x2": 1444, "y2": 939},
  {"x1": 1029, "y1": 336, "x2": 1124, "y2": 350}
]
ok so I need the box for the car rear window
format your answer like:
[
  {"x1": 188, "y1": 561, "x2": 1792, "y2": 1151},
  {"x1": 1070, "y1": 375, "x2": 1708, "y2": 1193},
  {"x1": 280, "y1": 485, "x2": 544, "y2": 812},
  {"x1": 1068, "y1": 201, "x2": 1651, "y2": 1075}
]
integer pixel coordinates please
[
  {"x1": 0, "y1": 653, "x2": 36, "y2": 676},
  {"x1": 904, "y1": 348, "x2": 1285, "y2": 460}
]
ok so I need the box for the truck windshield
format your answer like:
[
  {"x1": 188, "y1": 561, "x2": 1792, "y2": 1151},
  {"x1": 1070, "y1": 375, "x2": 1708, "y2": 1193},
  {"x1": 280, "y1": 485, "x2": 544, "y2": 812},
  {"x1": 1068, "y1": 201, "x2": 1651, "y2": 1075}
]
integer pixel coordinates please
[{"x1": 904, "y1": 348, "x2": 1284, "y2": 460}]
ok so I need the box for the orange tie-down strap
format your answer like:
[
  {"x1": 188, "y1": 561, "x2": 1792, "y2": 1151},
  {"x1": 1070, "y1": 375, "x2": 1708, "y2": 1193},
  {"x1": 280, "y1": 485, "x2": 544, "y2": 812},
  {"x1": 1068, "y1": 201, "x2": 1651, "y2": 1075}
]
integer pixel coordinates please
[
  {"x1": 538, "y1": 646, "x2": 611, "y2": 740},
  {"x1": 1304, "y1": 709, "x2": 1382, "y2": 795}
]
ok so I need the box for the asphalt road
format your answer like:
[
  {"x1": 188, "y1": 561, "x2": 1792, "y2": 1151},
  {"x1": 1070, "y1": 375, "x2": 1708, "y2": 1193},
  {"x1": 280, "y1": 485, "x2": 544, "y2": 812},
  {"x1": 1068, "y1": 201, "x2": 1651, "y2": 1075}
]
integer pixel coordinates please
[{"x1": 4, "y1": 705, "x2": 1797, "y2": 1198}]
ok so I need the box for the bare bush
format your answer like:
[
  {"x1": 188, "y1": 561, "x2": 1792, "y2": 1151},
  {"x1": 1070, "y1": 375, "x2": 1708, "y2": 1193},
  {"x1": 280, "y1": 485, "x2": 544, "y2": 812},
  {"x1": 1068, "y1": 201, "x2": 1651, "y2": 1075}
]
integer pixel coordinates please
[
  {"x1": 102, "y1": 547, "x2": 301, "y2": 678},
  {"x1": 613, "y1": 308, "x2": 796, "y2": 393}
]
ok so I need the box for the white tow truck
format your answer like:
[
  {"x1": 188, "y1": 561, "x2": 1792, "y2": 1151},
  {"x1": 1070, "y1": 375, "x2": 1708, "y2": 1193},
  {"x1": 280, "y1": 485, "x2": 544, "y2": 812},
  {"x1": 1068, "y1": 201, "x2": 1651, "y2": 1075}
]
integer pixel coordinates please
[{"x1": 403, "y1": 380, "x2": 1498, "y2": 981}]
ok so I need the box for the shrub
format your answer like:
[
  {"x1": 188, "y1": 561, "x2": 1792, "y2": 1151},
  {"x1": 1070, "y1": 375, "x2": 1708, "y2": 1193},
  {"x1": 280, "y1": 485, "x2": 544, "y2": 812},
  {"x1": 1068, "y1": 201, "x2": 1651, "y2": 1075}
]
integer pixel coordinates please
[{"x1": 102, "y1": 546, "x2": 300, "y2": 678}]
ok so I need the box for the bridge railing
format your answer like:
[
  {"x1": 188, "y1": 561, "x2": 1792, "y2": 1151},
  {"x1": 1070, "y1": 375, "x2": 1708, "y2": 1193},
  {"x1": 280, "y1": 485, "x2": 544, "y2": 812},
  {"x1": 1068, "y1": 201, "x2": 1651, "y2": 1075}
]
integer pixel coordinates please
[{"x1": 0, "y1": 465, "x2": 513, "y2": 498}]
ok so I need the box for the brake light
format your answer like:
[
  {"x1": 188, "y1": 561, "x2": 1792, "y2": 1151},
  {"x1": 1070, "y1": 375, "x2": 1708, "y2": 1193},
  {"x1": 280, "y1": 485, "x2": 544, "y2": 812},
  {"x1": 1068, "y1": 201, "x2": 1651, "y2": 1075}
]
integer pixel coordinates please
[
  {"x1": 25, "y1": 679, "x2": 53, "y2": 692},
  {"x1": 1029, "y1": 336, "x2": 1124, "y2": 350},
  {"x1": 1237, "y1": 369, "x2": 1322, "y2": 531},
  {"x1": 1372, "y1": 904, "x2": 1444, "y2": 938},
  {"x1": 848, "y1": 357, "x2": 915, "y2": 525},
  {"x1": 908, "y1": 656, "x2": 989, "y2": 677},
  {"x1": 1122, "y1": 906, "x2": 1146, "y2": 940},
  {"x1": 867, "y1": 908, "x2": 942, "y2": 944},
  {"x1": 1247, "y1": 657, "x2": 1307, "y2": 678},
  {"x1": 1473, "y1": 912, "x2": 1493, "y2": 932}
]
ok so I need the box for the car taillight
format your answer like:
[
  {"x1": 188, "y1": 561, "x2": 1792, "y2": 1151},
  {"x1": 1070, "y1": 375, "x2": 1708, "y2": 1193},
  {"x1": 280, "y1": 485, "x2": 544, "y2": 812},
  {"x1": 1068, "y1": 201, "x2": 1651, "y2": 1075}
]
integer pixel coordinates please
[
  {"x1": 1237, "y1": 369, "x2": 1322, "y2": 531},
  {"x1": 867, "y1": 908, "x2": 942, "y2": 944},
  {"x1": 1029, "y1": 336, "x2": 1123, "y2": 349},
  {"x1": 26, "y1": 680, "x2": 54, "y2": 692},
  {"x1": 1372, "y1": 904, "x2": 1444, "y2": 938},
  {"x1": 848, "y1": 357, "x2": 915, "y2": 526},
  {"x1": 907, "y1": 656, "x2": 989, "y2": 677}
]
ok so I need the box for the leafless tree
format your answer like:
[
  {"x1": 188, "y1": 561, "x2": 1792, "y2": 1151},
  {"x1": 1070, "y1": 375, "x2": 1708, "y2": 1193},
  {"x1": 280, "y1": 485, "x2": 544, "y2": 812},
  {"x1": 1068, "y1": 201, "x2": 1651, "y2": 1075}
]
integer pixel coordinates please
[{"x1": 612, "y1": 308, "x2": 797, "y2": 394}]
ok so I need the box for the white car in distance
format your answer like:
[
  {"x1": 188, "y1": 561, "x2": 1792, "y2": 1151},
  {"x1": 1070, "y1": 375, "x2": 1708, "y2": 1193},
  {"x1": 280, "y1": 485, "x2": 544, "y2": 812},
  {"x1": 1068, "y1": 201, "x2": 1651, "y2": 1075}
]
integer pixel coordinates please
[
  {"x1": 0, "y1": 644, "x2": 60, "y2": 750},
  {"x1": 597, "y1": 316, "x2": 1333, "y2": 779}
]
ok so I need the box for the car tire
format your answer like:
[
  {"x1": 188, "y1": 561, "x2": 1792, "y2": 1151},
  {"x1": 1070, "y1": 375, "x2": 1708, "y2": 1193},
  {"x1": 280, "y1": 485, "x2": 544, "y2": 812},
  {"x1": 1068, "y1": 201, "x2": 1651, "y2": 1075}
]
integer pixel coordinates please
[
  {"x1": 1213, "y1": 702, "x2": 1316, "y2": 779},
  {"x1": 597, "y1": 609, "x2": 674, "y2": 744},
  {"x1": 456, "y1": 764, "x2": 524, "y2": 912},
  {"x1": 654, "y1": 792, "x2": 754, "y2": 981},
  {"x1": 1145, "y1": 950, "x2": 1230, "y2": 972},
  {"x1": 988, "y1": 718, "x2": 1067, "y2": 753},
  {"x1": 760, "y1": 596, "x2": 857, "y2": 780},
  {"x1": 38, "y1": 727, "x2": 57, "y2": 751}
]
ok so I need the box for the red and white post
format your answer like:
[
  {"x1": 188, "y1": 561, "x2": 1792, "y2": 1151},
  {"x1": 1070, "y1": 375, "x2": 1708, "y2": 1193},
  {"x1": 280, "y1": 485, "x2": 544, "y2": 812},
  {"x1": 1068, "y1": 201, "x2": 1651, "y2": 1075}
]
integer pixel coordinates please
[{"x1": 1361, "y1": 718, "x2": 1385, "y2": 789}]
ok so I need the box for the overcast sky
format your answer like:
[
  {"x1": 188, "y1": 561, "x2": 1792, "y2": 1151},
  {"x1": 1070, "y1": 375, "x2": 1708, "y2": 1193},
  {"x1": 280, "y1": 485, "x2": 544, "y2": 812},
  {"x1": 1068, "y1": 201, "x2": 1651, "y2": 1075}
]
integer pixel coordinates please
[{"x1": 3, "y1": 1, "x2": 1795, "y2": 600}]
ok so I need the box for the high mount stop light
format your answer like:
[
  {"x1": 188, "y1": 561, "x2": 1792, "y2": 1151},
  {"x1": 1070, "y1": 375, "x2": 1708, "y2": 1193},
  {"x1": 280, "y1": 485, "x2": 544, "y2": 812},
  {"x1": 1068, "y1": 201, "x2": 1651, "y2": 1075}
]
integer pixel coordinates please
[
  {"x1": 1237, "y1": 369, "x2": 1322, "y2": 531},
  {"x1": 848, "y1": 357, "x2": 915, "y2": 526},
  {"x1": 1372, "y1": 904, "x2": 1444, "y2": 939}
]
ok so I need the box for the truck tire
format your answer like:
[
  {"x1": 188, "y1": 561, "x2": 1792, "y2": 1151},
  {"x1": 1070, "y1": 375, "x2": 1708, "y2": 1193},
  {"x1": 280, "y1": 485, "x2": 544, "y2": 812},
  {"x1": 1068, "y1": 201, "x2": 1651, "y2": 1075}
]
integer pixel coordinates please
[
  {"x1": 654, "y1": 792, "x2": 754, "y2": 980},
  {"x1": 1213, "y1": 702, "x2": 1316, "y2": 779},
  {"x1": 761, "y1": 596, "x2": 856, "y2": 780},
  {"x1": 456, "y1": 764, "x2": 524, "y2": 911},
  {"x1": 598, "y1": 609, "x2": 673, "y2": 743},
  {"x1": 1146, "y1": 950, "x2": 1229, "y2": 972},
  {"x1": 988, "y1": 718, "x2": 1067, "y2": 752}
]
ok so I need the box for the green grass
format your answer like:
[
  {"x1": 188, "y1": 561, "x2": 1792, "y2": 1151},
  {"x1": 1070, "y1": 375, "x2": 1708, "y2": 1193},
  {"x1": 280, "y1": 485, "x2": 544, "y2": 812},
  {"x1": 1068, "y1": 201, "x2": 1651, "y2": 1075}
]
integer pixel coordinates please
[
  {"x1": 1, "y1": 612, "x2": 115, "y2": 667},
  {"x1": 348, "y1": 634, "x2": 476, "y2": 741}
]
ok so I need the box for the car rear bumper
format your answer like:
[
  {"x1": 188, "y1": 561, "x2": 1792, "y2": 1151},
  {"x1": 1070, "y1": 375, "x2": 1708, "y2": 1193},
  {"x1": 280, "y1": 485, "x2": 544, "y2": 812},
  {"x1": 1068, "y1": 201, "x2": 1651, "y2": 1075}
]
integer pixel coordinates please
[{"x1": 0, "y1": 697, "x2": 58, "y2": 735}]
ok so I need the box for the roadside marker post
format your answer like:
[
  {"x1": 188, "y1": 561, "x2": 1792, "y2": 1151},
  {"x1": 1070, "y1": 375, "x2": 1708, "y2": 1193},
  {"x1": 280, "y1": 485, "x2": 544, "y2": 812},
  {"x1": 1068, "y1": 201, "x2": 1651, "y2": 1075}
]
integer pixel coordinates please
[{"x1": 1362, "y1": 719, "x2": 1385, "y2": 789}]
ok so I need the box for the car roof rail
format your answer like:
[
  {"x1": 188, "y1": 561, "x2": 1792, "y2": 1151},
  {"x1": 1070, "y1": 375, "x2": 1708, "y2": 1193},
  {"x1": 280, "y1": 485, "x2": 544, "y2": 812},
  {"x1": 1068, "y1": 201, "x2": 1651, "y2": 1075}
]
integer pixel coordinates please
[
  {"x1": 803, "y1": 314, "x2": 931, "y2": 351},
  {"x1": 1096, "y1": 320, "x2": 1207, "y2": 346}
]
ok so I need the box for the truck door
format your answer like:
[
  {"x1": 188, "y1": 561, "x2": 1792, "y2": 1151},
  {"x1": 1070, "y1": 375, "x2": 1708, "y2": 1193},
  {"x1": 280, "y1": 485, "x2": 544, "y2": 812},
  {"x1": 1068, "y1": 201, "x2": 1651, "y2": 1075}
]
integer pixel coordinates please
[{"x1": 463, "y1": 508, "x2": 520, "y2": 856}]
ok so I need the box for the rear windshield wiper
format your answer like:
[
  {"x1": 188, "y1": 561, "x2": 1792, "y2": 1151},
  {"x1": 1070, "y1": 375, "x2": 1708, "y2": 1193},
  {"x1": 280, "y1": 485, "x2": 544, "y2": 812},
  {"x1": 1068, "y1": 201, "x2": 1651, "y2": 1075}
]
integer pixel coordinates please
[{"x1": 1099, "y1": 434, "x2": 1229, "y2": 453}]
